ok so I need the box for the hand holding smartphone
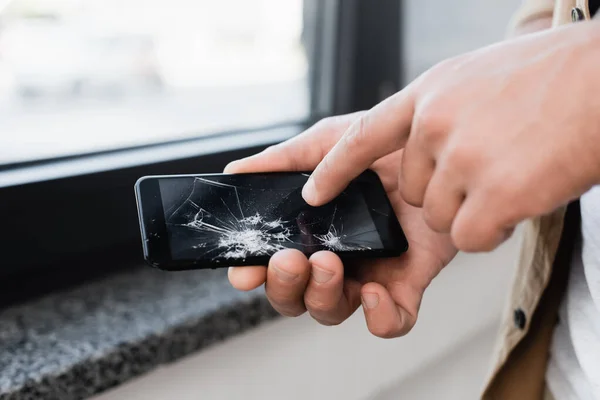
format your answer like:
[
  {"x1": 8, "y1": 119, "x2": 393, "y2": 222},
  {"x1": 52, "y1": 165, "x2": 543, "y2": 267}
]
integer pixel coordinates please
[{"x1": 135, "y1": 170, "x2": 408, "y2": 270}]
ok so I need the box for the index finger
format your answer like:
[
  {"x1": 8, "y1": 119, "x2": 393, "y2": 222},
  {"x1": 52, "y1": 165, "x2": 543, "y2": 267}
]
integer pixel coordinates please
[
  {"x1": 224, "y1": 112, "x2": 364, "y2": 174},
  {"x1": 301, "y1": 87, "x2": 416, "y2": 206}
]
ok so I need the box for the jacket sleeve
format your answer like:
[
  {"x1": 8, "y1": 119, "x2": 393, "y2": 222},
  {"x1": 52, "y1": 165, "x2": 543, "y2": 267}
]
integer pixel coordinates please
[{"x1": 509, "y1": 0, "x2": 555, "y2": 31}]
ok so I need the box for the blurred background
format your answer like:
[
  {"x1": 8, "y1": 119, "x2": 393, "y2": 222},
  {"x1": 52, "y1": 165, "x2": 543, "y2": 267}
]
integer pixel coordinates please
[
  {"x1": 0, "y1": 0, "x2": 308, "y2": 165},
  {"x1": 0, "y1": 0, "x2": 519, "y2": 166},
  {"x1": 0, "y1": 0, "x2": 525, "y2": 399}
]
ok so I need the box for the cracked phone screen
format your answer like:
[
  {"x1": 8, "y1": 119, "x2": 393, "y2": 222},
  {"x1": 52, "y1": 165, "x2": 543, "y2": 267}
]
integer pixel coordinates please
[{"x1": 158, "y1": 174, "x2": 385, "y2": 262}]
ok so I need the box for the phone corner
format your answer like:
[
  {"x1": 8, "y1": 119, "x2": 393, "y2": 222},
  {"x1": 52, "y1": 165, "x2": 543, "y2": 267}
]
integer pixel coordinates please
[
  {"x1": 401, "y1": 240, "x2": 409, "y2": 253},
  {"x1": 134, "y1": 176, "x2": 149, "y2": 192}
]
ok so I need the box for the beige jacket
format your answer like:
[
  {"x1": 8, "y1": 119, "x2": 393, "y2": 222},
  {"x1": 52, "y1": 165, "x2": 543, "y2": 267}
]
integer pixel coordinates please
[{"x1": 483, "y1": 3, "x2": 592, "y2": 399}]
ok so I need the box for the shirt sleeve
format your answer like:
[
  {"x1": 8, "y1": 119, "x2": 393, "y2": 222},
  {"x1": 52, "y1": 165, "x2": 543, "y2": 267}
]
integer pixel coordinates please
[{"x1": 509, "y1": 0, "x2": 555, "y2": 31}]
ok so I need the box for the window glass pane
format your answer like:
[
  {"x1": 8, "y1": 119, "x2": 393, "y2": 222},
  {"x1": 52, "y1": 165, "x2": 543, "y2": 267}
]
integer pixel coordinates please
[{"x1": 0, "y1": 0, "x2": 309, "y2": 165}]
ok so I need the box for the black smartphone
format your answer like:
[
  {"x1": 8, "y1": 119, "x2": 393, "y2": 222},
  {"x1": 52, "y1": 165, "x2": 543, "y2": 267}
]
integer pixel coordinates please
[{"x1": 134, "y1": 171, "x2": 408, "y2": 270}]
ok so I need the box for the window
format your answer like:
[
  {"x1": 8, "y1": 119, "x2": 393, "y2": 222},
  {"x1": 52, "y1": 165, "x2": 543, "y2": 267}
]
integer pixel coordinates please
[
  {"x1": 0, "y1": 0, "x2": 310, "y2": 165},
  {"x1": 0, "y1": 0, "x2": 401, "y2": 278}
]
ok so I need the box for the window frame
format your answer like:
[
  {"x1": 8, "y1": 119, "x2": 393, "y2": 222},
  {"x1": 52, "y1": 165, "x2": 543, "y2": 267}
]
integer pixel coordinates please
[{"x1": 0, "y1": 0, "x2": 402, "y2": 279}]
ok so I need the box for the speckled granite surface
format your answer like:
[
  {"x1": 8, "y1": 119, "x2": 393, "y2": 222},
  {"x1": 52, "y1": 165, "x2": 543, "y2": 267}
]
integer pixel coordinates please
[{"x1": 0, "y1": 267, "x2": 278, "y2": 400}]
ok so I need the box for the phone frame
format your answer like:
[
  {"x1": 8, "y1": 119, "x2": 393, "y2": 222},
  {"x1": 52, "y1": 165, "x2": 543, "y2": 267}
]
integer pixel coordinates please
[{"x1": 135, "y1": 171, "x2": 408, "y2": 271}]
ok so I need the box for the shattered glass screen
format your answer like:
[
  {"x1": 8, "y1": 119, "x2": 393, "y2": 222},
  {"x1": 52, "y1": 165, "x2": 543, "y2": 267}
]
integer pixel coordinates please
[{"x1": 157, "y1": 174, "x2": 385, "y2": 261}]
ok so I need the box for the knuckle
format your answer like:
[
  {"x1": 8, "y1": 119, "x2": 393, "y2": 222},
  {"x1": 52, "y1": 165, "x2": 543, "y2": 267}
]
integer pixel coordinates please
[
  {"x1": 318, "y1": 153, "x2": 333, "y2": 175},
  {"x1": 443, "y1": 143, "x2": 478, "y2": 173},
  {"x1": 342, "y1": 115, "x2": 370, "y2": 152},
  {"x1": 480, "y1": 179, "x2": 532, "y2": 223},
  {"x1": 503, "y1": 184, "x2": 550, "y2": 219},
  {"x1": 266, "y1": 293, "x2": 305, "y2": 317},
  {"x1": 399, "y1": 182, "x2": 424, "y2": 208},
  {"x1": 304, "y1": 296, "x2": 338, "y2": 314},
  {"x1": 486, "y1": 173, "x2": 552, "y2": 223},
  {"x1": 422, "y1": 206, "x2": 450, "y2": 233},
  {"x1": 450, "y1": 220, "x2": 471, "y2": 249},
  {"x1": 312, "y1": 154, "x2": 335, "y2": 190},
  {"x1": 414, "y1": 101, "x2": 446, "y2": 147},
  {"x1": 495, "y1": 186, "x2": 528, "y2": 218},
  {"x1": 399, "y1": 172, "x2": 427, "y2": 208},
  {"x1": 421, "y1": 206, "x2": 436, "y2": 227}
]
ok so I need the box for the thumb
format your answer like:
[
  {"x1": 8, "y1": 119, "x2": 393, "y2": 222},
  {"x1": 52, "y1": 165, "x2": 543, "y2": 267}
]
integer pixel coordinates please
[
  {"x1": 224, "y1": 112, "x2": 365, "y2": 174},
  {"x1": 361, "y1": 282, "x2": 417, "y2": 339}
]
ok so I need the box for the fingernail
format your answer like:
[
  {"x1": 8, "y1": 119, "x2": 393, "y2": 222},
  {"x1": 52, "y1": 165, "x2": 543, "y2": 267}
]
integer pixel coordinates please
[
  {"x1": 273, "y1": 265, "x2": 299, "y2": 282},
  {"x1": 302, "y1": 177, "x2": 317, "y2": 204},
  {"x1": 311, "y1": 265, "x2": 334, "y2": 284},
  {"x1": 362, "y1": 293, "x2": 379, "y2": 309}
]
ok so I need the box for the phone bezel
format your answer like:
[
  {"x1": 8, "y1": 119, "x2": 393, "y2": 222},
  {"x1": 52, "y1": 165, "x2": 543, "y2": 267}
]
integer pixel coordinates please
[{"x1": 135, "y1": 171, "x2": 408, "y2": 271}]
